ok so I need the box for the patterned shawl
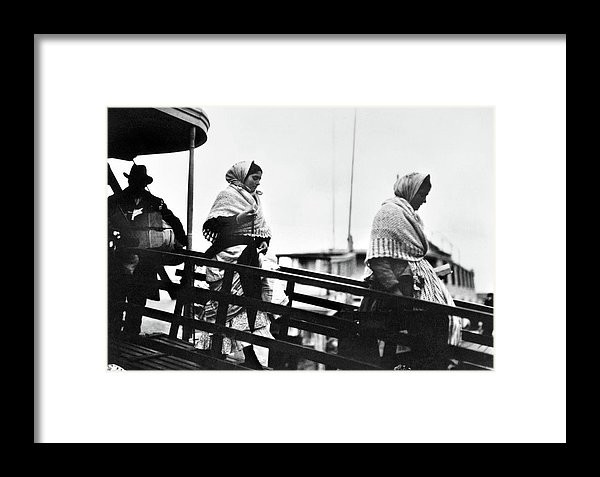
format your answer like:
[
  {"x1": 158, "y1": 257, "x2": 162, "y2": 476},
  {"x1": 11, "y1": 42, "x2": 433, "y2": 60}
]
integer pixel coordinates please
[
  {"x1": 202, "y1": 161, "x2": 272, "y2": 243},
  {"x1": 366, "y1": 196, "x2": 428, "y2": 262}
]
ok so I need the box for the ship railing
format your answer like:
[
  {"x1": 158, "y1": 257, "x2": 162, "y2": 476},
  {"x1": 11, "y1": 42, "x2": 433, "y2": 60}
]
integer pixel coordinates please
[{"x1": 112, "y1": 248, "x2": 493, "y2": 370}]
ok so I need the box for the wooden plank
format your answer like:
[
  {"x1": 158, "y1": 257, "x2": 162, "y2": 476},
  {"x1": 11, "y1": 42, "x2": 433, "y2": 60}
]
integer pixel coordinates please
[
  {"x1": 175, "y1": 268, "x2": 206, "y2": 281},
  {"x1": 278, "y1": 281, "x2": 295, "y2": 339},
  {"x1": 285, "y1": 318, "x2": 340, "y2": 338},
  {"x1": 129, "y1": 333, "x2": 250, "y2": 370},
  {"x1": 114, "y1": 347, "x2": 147, "y2": 359},
  {"x1": 119, "y1": 343, "x2": 171, "y2": 361},
  {"x1": 113, "y1": 344, "x2": 154, "y2": 359},
  {"x1": 131, "y1": 309, "x2": 382, "y2": 370},
  {"x1": 160, "y1": 356, "x2": 205, "y2": 369},
  {"x1": 179, "y1": 289, "x2": 412, "y2": 340},
  {"x1": 126, "y1": 358, "x2": 170, "y2": 371},
  {"x1": 453, "y1": 361, "x2": 492, "y2": 371},
  {"x1": 145, "y1": 359, "x2": 176, "y2": 370},
  {"x1": 155, "y1": 356, "x2": 205, "y2": 370},
  {"x1": 147, "y1": 336, "x2": 243, "y2": 369},
  {"x1": 284, "y1": 316, "x2": 416, "y2": 352},
  {"x1": 151, "y1": 335, "x2": 196, "y2": 351},
  {"x1": 462, "y1": 343, "x2": 493, "y2": 355},
  {"x1": 277, "y1": 265, "x2": 367, "y2": 287},
  {"x1": 289, "y1": 292, "x2": 358, "y2": 312},
  {"x1": 189, "y1": 320, "x2": 382, "y2": 370},
  {"x1": 111, "y1": 341, "x2": 183, "y2": 370},
  {"x1": 461, "y1": 330, "x2": 494, "y2": 347},
  {"x1": 123, "y1": 302, "x2": 410, "y2": 364},
  {"x1": 117, "y1": 352, "x2": 145, "y2": 361},
  {"x1": 128, "y1": 352, "x2": 170, "y2": 362},
  {"x1": 476, "y1": 344, "x2": 493, "y2": 355},
  {"x1": 122, "y1": 301, "x2": 482, "y2": 371},
  {"x1": 168, "y1": 300, "x2": 183, "y2": 339},
  {"x1": 108, "y1": 164, "x2": 122, "y2": 194},
  {"x1": 157, "y1": 267, "x2": 176, "y2": 299},
  {"x1": 117, "y1": 341, "x2": 163, "y2": 353},
  {"x1": 459, "y1": 341, "x2": 478, "y2": 351},
  {"x1": 162, "y1": 350, "x2": 236, "y2": 370},
  {"x1": 182, "y1": 259, "x2": 197, "y2": 341},
  {"x1": 269, "y1": 281, "x2": 294, "y2": 370},
  {"x1": 212, "y1": 268, "x2": 233, "y2": 358},
  {"x1": 137, "y1": 249, "x2": 493, "y2": 323},
  {"x1": 450, "y1": 345, "x2": 494, "y2": 368},
  {"x1": 144, "y1": 357, "x2": 182, "y2": 370},
  {"x1": 453, "y1": 299, "x2": 493, "y2": 314},
  {"x1": 114, "y1": 358, "x2": 138, "y2": 370}
]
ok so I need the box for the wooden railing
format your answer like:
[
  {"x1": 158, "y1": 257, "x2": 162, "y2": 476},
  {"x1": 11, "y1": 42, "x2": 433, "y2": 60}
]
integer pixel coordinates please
[{"x1": 112, "y1": 248, "x2": 494, "y2": 370}]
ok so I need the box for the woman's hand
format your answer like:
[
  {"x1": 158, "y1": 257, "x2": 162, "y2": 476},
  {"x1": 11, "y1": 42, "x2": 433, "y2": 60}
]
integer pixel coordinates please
[
  {"x1": 257, "y1": 241, "x2": 269, "y2": 254},
  {"x1": 390, "y1": 276, "x2": 414, "y2": 298},
  {"x1": 236, "y1": 204, "x2": 257, "y2": 224},
  {"x1": 390, "y1": 287, "x2": 404, "y2": 296}
]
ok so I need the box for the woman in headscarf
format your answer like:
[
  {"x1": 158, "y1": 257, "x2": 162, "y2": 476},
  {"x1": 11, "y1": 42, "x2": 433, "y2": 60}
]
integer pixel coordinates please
[
  {"x1": 194, "y1": 161, "x2": 275, "y2": 369},
  {"x1": 349, "y1": 172, "x2": 462, "y2": 369}
]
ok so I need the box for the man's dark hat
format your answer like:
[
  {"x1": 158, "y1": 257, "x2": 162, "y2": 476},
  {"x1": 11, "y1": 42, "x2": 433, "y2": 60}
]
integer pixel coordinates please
[{"x1": 124, "y1": 164, "x2": 153, "y2": 185}]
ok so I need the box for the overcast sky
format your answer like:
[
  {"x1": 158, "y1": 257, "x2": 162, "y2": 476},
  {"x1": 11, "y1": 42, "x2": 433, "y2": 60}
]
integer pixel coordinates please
[{"x1": 109, "y1": 106, "x2": 494, "y2": 292}]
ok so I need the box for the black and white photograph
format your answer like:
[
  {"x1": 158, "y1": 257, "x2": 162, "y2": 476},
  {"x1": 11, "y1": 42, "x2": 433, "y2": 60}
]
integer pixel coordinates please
[
  {"x1": 35, "y1": 35, "x2": 566, "y2": 443},
  {"x1": 106, "y1": 106, "x2": 494, "y2": 372}
]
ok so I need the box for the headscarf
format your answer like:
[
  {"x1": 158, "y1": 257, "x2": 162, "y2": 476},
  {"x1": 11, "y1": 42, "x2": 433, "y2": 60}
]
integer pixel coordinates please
[
  {"x1": 393, "y1": 172, "x2": 430, "y2": 203},
  {"x1": 225, "y1": 161, "x2": 263, "y2": 196}
]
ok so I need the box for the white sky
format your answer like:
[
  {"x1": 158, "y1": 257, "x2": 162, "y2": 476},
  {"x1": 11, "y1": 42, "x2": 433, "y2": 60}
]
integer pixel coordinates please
[
  {"x1": 37, "y1": 36, "x2": 566, "y2": 444},
  {"x1": 108, "y1": 106, "x2": 495, "y2": 292}
]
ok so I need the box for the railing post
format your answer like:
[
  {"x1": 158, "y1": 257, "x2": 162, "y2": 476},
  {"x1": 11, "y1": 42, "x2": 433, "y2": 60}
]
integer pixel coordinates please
[
  {"x1": 169, "y1": 300, "x2": 184, "y2": 339},
  {"x1": 211, "y1": 269, "x2": 234, "y2": 359},
  {"x1": 181, "y1": 261, "x2": 196, "y2": 341},
  {"x1": 169, "y1": 257, "x2": 190, "y2": 339},
  {"x1": 279, "y1": 280, "x2": 295, "y2": 339},
  {"x1": 269, "y1": 281, "x2": 295, "y2": 369}
]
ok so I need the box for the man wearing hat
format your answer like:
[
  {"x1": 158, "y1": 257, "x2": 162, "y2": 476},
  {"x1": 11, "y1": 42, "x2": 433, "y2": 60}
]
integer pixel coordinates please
[{"x1": 108, "y1": 164, "x2": 188, "y2": 338}]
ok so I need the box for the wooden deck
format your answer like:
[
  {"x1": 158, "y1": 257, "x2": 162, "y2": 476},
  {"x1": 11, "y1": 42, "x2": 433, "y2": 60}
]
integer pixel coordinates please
[
  {"x1": 109, "y1": 334, "x2": 255, "y2": 370},
  {"x1": 452, "y1": 340, "x2": 494, "y2": 370},
  {"x1": 109, "y1": 339, "x2": 208, "y2": 370}
]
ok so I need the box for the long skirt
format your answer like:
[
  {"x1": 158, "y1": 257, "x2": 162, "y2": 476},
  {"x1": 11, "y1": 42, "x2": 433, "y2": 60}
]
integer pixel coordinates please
[
  {"x1": 341, "y1": 258, "x2": 462, "y2": 369},
  {"x1": 194, "y1": 245, "x2": 275, "y2": 359},
  {"x1": 407, "y1": 258, "x2": 462, "y2": 346}
]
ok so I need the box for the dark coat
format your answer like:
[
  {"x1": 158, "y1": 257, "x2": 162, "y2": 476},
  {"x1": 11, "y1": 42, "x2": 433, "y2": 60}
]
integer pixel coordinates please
[
  {"x1": 108, "y1": 187, "x2": 187, "y2": 300},
  {"x1": 108, "y1": 187, "x2": 187, "y2": 246}
]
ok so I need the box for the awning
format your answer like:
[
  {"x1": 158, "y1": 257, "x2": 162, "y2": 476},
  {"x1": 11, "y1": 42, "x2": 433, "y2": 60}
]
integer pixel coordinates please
[{"x1": 108, "y1": 107, "x2": 210, "y2": 160}]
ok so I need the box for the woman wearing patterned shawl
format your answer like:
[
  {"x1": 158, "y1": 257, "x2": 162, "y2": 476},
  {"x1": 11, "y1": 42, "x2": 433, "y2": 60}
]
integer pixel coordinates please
[
  {"x1": 345, "y1": 172, "x2": 462, "y2": 369},
  {"x1": 194, "y1": 161, "x2": 275, "y2": 369}
]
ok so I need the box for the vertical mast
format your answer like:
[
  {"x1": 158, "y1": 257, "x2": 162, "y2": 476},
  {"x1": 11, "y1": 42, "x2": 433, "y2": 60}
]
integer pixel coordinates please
[
  {"x1": 347, "y1": 109, "x2": 357, "y2": 252},
  {"x1": 332, "y1": 110, "x2": 336, "y2": 251}
]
